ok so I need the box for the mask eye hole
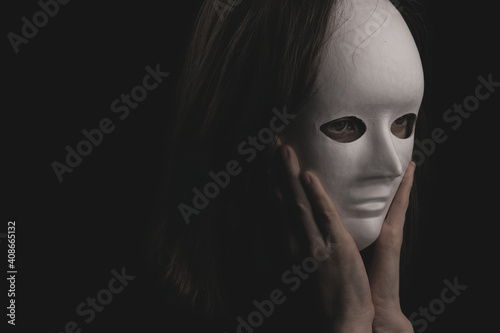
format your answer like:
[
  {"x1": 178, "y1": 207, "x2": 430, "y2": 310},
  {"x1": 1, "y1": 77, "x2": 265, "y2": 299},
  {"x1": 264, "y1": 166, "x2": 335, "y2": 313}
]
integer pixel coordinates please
[
  {"x1": 320, "y1": 116, "x2": 366, "y2": 143},
  {"x1": 391, "y1": 113, "x2": 417, "y2": 139}
]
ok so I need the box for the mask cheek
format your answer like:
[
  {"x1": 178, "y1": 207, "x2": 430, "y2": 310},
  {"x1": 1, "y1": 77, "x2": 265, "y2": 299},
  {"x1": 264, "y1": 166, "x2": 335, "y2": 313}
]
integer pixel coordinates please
[
  {"x1": 310, "y1": 141, "x2": 352, "y2": 207},
  {"x1": 283, "y1": 126, "x2": 340, "y2": 194},
  {"x1": 288, "y1": 136, "x2": 362, "y2": 214}
]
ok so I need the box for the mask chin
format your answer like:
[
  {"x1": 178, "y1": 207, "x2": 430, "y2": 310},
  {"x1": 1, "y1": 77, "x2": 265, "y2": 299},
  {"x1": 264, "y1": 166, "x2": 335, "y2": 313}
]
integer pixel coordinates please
[{"x1": 343, "y1": 215, "x2": 385, "y2": 250}]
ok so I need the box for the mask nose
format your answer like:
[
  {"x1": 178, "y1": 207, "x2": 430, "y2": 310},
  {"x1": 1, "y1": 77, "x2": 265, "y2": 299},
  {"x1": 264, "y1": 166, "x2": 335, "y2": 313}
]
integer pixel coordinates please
[{"x1": 367, "y1": 125, "x2": 404, "y2": 179}]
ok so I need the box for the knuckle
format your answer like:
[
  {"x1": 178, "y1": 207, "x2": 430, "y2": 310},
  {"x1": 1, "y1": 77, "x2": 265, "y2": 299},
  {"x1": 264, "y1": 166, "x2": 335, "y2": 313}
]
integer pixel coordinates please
[
  {"x1": 379, "y1": 224, "x2": 404, "y2": 248},
  {"x1": 319, "y1": 208, "x2": 337, "y2": 222},
  {"x1": 291, "y1": 200, "x2": 310, "y2": 217}
]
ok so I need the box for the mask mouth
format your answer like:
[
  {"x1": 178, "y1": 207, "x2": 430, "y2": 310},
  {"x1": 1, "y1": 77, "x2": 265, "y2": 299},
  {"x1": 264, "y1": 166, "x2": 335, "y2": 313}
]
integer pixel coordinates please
[
  {"x1": 337, "y1": 182, "x2": 396, "y2": 218},
  {"x1": 346, "y1": 178, "x2": 394, "y2": 197},
  {"x1": 349, "y1": 197, "x2": 391, "y2": 218}
]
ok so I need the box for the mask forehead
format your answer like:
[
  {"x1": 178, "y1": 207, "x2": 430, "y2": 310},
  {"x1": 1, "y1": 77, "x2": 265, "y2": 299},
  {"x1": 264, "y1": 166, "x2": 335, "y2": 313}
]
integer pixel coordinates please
[{"x1": 310, "y1": 0, "x2": 424, "y2": 121}]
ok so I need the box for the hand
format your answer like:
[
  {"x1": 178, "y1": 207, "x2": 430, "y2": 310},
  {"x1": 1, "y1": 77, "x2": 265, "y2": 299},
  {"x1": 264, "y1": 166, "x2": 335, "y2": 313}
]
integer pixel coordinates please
[
  {"x1": 368, "y1": 154, "x2": 415, "y2": 333},
  {"x1": 272, "y1": 144, "x2": 415, "y2": 333}
]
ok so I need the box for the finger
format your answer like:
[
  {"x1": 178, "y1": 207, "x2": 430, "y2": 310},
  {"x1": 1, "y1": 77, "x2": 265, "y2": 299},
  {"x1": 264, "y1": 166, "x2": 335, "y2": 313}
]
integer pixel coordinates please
[
  {"x1": 368, "y1": 162, "x2": 415, "y2": 308},
  {"x1": 384, "y1": 161, "x2": 415, "y2": 230},
  {"x1": 300, "y1": 171, "x2": 353, "y2": 245},
  {"x1": 373, "y1": 161, "x2": 415, "y2": 253},
  {"x1": 274, "y1": 145, "x2": 322, "y2": 246}
]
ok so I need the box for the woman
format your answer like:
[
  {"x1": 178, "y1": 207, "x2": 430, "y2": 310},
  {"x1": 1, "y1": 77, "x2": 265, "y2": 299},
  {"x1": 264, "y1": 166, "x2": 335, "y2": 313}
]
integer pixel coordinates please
[{"x1": 150, "y1": 0, "x2": 429, "y2": 332}]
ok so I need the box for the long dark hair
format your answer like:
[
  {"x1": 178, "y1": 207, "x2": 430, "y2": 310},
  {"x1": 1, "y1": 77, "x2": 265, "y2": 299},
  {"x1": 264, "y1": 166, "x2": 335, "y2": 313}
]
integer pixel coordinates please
[{"x1": 148, "y1": 0, "x2": 429, "y2": 320}]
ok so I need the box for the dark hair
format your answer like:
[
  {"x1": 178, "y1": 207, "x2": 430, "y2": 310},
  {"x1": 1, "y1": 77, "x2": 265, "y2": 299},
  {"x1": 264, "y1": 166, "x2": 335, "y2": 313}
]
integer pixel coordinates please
[{"x1": 148, "y1": 0, "x2": 429, "y2": 319}]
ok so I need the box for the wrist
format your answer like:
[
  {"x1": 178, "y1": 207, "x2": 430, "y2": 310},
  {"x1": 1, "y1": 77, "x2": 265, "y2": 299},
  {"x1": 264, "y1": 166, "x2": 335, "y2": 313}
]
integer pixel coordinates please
[
  {"x1": 372, "y1": 310, "x2": 414, "y2": 333},
  {"x1": 326, "y1": 309, "x2": 375, "y2": 333},
  {"x1": 329, "y1": 320, "x2": 373, "y2": 333}
]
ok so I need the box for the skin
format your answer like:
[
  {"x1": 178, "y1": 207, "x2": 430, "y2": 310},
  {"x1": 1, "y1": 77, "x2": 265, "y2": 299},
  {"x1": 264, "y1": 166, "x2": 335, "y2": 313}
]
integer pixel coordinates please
[{"x1": 272, "y1": 0, "x2": 423, "y2": 331}]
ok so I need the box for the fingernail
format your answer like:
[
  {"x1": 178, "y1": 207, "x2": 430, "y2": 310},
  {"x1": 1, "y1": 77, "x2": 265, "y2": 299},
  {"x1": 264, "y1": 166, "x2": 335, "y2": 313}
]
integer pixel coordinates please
[
  {"x1": 301, "y1": 172, "x2": 311, "y2": 185},
  {"x1": 408, "y1": 161, "x2": 416, "y2": 173},
  {"x1": 281, "y1": 145, "x2": 289, "y2": 160}
]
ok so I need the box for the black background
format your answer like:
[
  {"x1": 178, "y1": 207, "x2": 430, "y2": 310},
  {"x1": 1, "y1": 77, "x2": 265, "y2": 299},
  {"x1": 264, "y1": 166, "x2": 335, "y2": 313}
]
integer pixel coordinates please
[{"x1": 3, "y1": 0, "x2": 499, "y2": 332}]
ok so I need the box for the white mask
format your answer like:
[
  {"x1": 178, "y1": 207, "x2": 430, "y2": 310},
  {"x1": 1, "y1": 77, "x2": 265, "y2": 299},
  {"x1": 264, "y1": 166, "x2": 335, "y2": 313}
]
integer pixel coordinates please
[{"x1": 282, "y1": 0, "x2": 425, "y2": 250}]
